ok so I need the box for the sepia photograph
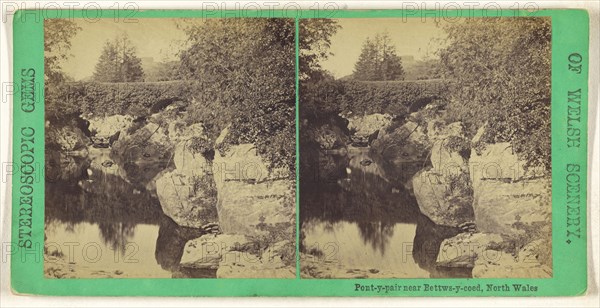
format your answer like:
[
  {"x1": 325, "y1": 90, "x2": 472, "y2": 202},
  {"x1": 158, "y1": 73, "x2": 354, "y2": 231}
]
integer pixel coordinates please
[
  {"x1": 43, "y1": 18, "x2": 296, "y2": 278},
  {"x1": 299, "y1": 18, "x2": 552, "y2": 279}
]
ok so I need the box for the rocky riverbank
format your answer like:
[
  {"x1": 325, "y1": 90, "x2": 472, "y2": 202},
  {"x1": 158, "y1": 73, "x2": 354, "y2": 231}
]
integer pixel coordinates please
[
  {"x1": 45, "y1": 104, "x2": 296, "y2": 278},
  {"x1": 301, "y1": 107, "x2": 552, "y2": 278}
]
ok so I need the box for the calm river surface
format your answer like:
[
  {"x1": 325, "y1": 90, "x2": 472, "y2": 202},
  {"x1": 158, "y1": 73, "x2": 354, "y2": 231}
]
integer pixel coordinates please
[
  {"x1": 300, "y1": 147, "x2": 470, "y2": 278},
  {"x1": 45, "y1": 147, "x2": 214, "y2": 278}
]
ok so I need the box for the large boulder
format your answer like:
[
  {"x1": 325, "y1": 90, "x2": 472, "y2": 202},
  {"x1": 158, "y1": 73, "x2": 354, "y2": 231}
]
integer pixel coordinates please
[
  {"x1": 346, "y1": 113, "x2": 393, "y2": 136},
  {"x1": 217, "y1": 240, "x2": 295, "y2": 278},
  {"x1": 370, "y1": 121, "x2": 428, "y2": 166},
  {"x1": 111, "y1": 122, "x2": 173, "y2": 186},
  {"x1": 430, "y1": 139, "x2": 468, "y2": 174},
  {"x1": 180, "y1": 234, "x2": 294, "y2": 278},
  {"x1": 156, "y1": 170, "x2": 219, "y2": 229},
  {"x1": 412, "y1": 169, "x2": 475, "y2": 227},
  {"x1": 173, "y1": 142, "x2": 210, "y2": 178},
  {"x1": 467, "y1": 133, "x2": 552, "y2": 274},
  {"x1": 471, "y1": 177, "x2": 551, "y2": 237},
  {"x1": 213, "y1": 144, "x2": 271, "y2": 185},
  {"x1": 345, "y1": 113, "x2": 393, "y2": 145},
  {"x1": 212, "y1": 133, "x2": 294, "y2": 236},
  {"x1": 87, "y1": 115, "x2": 133, "y2": 138},
  {"x1": 470, "y1": 142, "x2": 529, "y2": 190},
  {"x1": 436, "y1": 232, "x2": 505, "y2": 268},
  {"x1": 179, "y1": 234, "x2": 252, "y2": 269},
  {"x1": 472, "y1": 240, "x2": 552, "y2": 278},
  {"x1": 469, "y1": 126, "x2": 546, "y2": 188},
  {"x1": 213, "y1": 177, "x2": 293, "y2": 236},
  {"x1": 469, "y1": 131, "x2": 551, "y2": 237}
]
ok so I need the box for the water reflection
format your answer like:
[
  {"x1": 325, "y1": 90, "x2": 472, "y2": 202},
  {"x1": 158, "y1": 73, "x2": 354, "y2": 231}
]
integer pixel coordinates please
[
  {"x1": 413, "y1": 214, "x2": 471, "y2": 278},
  {"x1": 155, "y1": 216, "x2": 217, "y2": 278},
  {"x1": 300, "y1": 147, "x2": 472, "y2": 278},
  {"x1": 97, "y1": 222, "x2": 136, "y2": 253},
  {"x1": 356, "y1": 221, "x2": 395, "y2": 256},
  {"x1": 45, "y1": 162, "x2": 163, "y2": 256},
  {"x1": 301, "y1": 148, "x2": 421, "y2": 256},
  {"x1": 45, "y1": 144, "x2": 212, "y2": 277},
  {"x1": 45, "y1": 221, "x2": 172, "y2": 278}
]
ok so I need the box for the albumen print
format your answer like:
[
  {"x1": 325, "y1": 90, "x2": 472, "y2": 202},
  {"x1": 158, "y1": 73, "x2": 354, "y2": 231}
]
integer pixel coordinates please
[
  {"x1": 299, "y1": 18, "x2": 552, "y2": 279},
  {"x1": 44, "y1": 18, "x2": 296, "y2": 278}
]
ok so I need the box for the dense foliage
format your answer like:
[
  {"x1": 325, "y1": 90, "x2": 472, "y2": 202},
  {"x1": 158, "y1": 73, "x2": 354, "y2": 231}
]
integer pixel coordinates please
[
  {"x1": 93, "y1": 34, "x2": 145, "y2": 82},
  {"x1": 340, "y1": 80, "x2": 446, "y2": 115},
  {"x1": 177, "y1": 19, "x2": 296, "y2": 173},
  {"x1": 439, "y1": 17, "x2": 551, "y2": 170},
  {"x1": 299, "y1": 19, "x2": 341, "y2": 81},
  {"x1": 301, "y1": 79, "x2": 447, "y2": 119},
  {"x1": 51, "y1": 81, "x2": 197, "y2": 119},
  {"x1": 44, "y1": 19, "x2": 81, "y2": 119},
  {"x1": 353, "y1": 33, "x2": 404, "y2": 81},
  {"x1": 300, "y1": 78, "x2": 345, "y2": 119},
  {"x1": 44, "y1": 20, "x2": 81, "y2": 84}
]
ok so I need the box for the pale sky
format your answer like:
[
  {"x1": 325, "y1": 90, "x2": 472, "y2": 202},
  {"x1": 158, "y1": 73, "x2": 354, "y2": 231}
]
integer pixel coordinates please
[
  {"x1": 320, "y1": 18, "x2": 448, "y2": 79},
  {"x1": 62, "y1": 19, "x2": 190, "y2": 81},
  {"x1": 60, "y1": 18, "x2": 448, "y2": 81}
]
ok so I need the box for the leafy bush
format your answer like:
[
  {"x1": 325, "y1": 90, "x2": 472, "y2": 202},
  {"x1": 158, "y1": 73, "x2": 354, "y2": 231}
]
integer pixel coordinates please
[
  {"x1": 442, "y1": 171, "x2": 475, "y2": 223},
  {"x1": 299, "y1": 19, "x2": 341, "y2": 81},
  {"x1": 445, "y1": 135, "x2": 471, "y2": 160},
  {"x1": 188, "y1": 135, "x2": 214, "y2": 159},
  {"x1": 178, "y1": 19, "x2": 296, "y2": 175},
  {"x1": 300, "y1": 78, "x2": 346, "y2": 120},
  {"x1": 439, "y1": 18, "x2": 551, "y2": 170}
]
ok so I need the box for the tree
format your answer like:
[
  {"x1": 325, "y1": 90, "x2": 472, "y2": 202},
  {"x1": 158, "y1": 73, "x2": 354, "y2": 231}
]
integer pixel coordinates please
[
  {"x1": 178, "y1": 19, "x2": 296, "y2": 173},
  {"x1": 93, "y1": 34, "x2": 144, "y2": 82},
  {"x1": 44, "y1": 19, "x2": 81, "y2": 84},
  {"x1": 438, "y1": 18, "x2": 551, "y2": 170},
  {"x1": 44, "y1": 19, "x2": 81, "y2": 118},
  {"x1": 299, "y1": 19, "x2": 341, "y2": 81},
  {"x1": 298, "y1": 19, "x2": 342, "y2": 119},
  {"x1": 353, "y1": 38, "x2": 378, "y2": 81},
  {"x1": 353, "y1": 33, "x2": 404, "y2": 81}
]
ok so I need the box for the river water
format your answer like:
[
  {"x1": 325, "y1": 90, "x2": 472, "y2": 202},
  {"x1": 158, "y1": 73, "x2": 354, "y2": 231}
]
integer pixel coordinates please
[
  {"x1": 44, "y1": 147, "x2": 215, "y2": 278},
  {"x1": 300, "y1": 147, "x2": 471, "y2": 278},
  {"x1": 45, "y1": 127, "x2": 470, "y2": 278}
]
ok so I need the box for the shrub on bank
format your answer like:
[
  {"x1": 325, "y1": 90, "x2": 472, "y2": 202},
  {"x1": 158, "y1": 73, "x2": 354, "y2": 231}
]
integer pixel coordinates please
[{"x1": 439, "y1": 18, "x2": 551, "y2": 171}]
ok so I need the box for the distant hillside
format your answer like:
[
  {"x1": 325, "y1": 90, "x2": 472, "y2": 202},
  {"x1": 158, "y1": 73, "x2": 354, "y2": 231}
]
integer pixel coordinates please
[
  {"x1": 402, "y1": 58, "x2": 442, "y2": 81},
  {"x1": 141, "y1": 57, "x2": 180, "y2": 82}
]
